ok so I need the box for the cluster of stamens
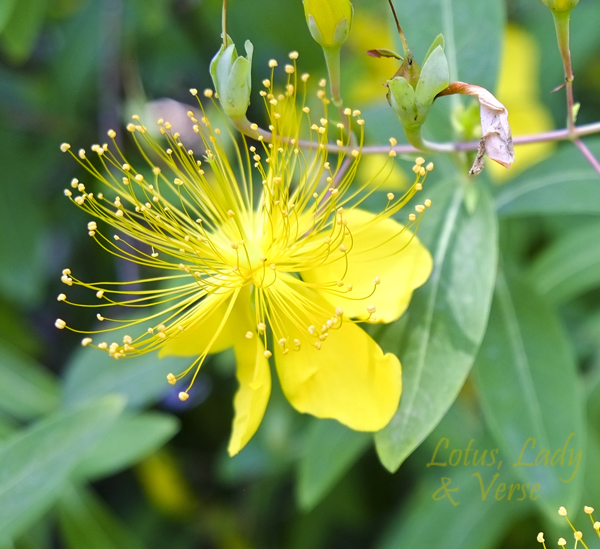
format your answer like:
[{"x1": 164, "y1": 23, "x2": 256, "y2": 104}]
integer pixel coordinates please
[{"x1": 537, "y1": 506, "x2": 600, "y2": 548}]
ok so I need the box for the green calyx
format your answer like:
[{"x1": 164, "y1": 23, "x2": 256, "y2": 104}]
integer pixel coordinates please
[{"x1": 386, "y1": 34, "x2": 449, "y2": 149}]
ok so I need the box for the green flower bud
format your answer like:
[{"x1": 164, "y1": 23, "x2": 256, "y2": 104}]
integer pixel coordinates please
[
  {"x1": 540, "y1": 0, "x2": 578, "y2": 12},
  {"x1": 303, "y1": 0, "x2": 353, "y2": 49},
  {"x1": 210, "y1": 38, "x2": 254, "y2": 119}
]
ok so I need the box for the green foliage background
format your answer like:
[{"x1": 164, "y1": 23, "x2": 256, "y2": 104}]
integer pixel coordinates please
[{"x1": 0, "y1": 0, "x2": 599, "y2": 547}]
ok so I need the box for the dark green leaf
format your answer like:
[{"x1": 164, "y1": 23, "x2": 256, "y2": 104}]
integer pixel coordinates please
[
  {"x1": 0, "y1": 396, "x2": 124, "y2": 540},
  {"x1": 297, "y1": 419, "x2": 370, "y2": 512},
  {"x1": 495, "y1": 140, "x2": 600, "y2": 217},
  {"x1": 75, "y1": 412, "x2": 180, "y2": 481},
  {"x1": 472, "y1": 272, "x2": 585, "y2": 521},
  {"x1": 57, "y1": 484, "x2": 144, "y2": 549},
  {"x1": 375, "y1": 182, "x2": 498, "y2": 472},
  {"x1": 0, "y1": 340, "x2": 59, "y2": 421}
]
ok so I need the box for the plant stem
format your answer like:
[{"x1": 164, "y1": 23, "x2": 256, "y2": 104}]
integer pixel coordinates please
[
  {"x1": 222, "y1": 0, "x2": 228, "y2": 46},
  {"x1": 323, "y1": 47, "x2": 343, "y2": 107},
  {"x1": 552, "y1": 10, "x2": 574, "y2": 134}
]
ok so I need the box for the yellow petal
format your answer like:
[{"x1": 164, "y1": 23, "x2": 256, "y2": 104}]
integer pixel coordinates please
[
  {"x1": 228, "y1": 298, "x2": 272, "y2": 456},
  {"x1": 159, "y1": 290, "x2": 236, "y2": 357},
  {"x1": 270, "y1": 281, "x2": 401, "y2": 431},
  {"x1": 303, "y1": 208, "x2": 432, "y2": 323}
]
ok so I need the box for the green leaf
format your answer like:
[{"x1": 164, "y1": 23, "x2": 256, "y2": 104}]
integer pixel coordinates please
[
  {"x1": 75, "y1": 412, "x2": 180, "y2": 481},
  {"x1": 0, "y1": 340, "x2": 59, "y2": 421},
  {"x1": 0, "y1": 0, "x2": 17, "y2": 34},
  {"x1": 62, "y1": 343, "x2": 190, "y2": 411},
  {"x1": 0, "y1": 396, "x2": 124, "y2": 540},
  {"x1": 375, "y1": 182, "x2": 498, "y2": 472},
  {"x1": 415, "y1": 45, "x2": 450, "y2": 122},
  {"x1": 297, "y1": 419, "x2": 371, "y2": 512},
  {"x1": 375, "y1": 401, "x2": 527, "y2": 549},
  {"x1": 0, "y1": 0, "x2": 49, "y2": 64},
  {"x1": 471, "y1": 271, "x2": 586, "y2": 521},
  {"x1": 528, "y1": 221, "x2": 600, "y2": 304},
  {"x1": 392, "y1": 0, "x2": 504, "y2": 91},
  {"x1": 57, "y1": 484, "x2": 144, "y2": 549},
  {"x1": 495, "y1": 140, "x2": 600, "y2": 217}
]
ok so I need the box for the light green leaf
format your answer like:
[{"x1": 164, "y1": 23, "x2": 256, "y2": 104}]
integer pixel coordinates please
[
  {"x1": 472, "y1": 271, "x2": 585, "y2": 522},
  {"x1": 0, "y1": 396, "x2": 124, "y2": 540},
  {"x1": 0, "y1": 0, "x2": 17, "y2": 34},
  {"x1": 62, "y1": 343, "x2": 190, "y2": 411},
  {"x1": 375, "y1": 182, "x2": 498, "y2": 472},
  {"x1": 528, "y1": 221, "x2": 600, "y2": 304},
  {"x1": 415, "y1": 45, "x2": 449, "y2": 121},
  {"x1": 0, "y1": 340, "x2": 59, "y2": 421},
  {"x1": 495, "y1": 140, "x2": 600, "y2": 216},
  {"x1": 392, "y1": 0, "x2": 504, "y2": 92},
  {"x1": 57, "y1": 484, "x2": 144, "y2": 549},
  {"x1": 75, "y1": 412, "x2": 180, "y2": 481},
  {"x1": 0, "y1": 0, "x2": 48, "y2": 63},
  {"x1": 297, "y1": 419, "x2": 370, "y2": 512}
]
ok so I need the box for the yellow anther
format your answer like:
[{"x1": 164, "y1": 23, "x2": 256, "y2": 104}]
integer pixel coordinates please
[
  {"x1": 301, "y1": 73, "x2": 309, "y2": 82},
  {"x1": 190, "y1": 88, "x2": 198, "y2": 95},
  {"x1": 389, "y1": 137, "x2": 398, "y2": 146},
  {"x1": 126, "y1": 123, "x2": 136, "y2": 132},
  {"x1": 61, "y1": 275, "x2": 73, "y2": 286},
  {"x1": 78, "y1": 149, "x2": 86, "y2": 159},
  {"x1": 55, "y1": 318, "x2": 66, "y2": 329},
  {"x1": 415, "y1": 157, "x2": 425, "y2": 165},
  {"x1": 415, "y1": 183, "x2": 423, "y2": 191},
  {"x1": 134, "y1": 174, "x2": 144, "y2": 182},
  {"x1": 537, "y1": 533, "x2": 545, "y2": 543},
  {"x1": 60, "y1": 143, "x2": 71, "y2": 152},
  {"x1": 123, "y1": 335, "x2": 132, "y2": 345},
  {"x1": 419, "y1": 167, "x2": 426, "y2": 176},
  {"x1": 153, "y1": 167, "x2": 161, "y2": 175},
  {"x1": 64, "y1": 189, "x2": 72, "y2": 197},
  {"x1": 257, "y1": 322, "x2": 266, "y2": 332},
  {"x1": 227, "y1": 210, "x2": 235, "y2": 217},
  {"x1": 97, "y1": 314, "x2": 104, "y2": 321},
  {"x1": 96, "y1": 290, "x2": 104, "y2": 299},
  {"x1": 289, "y1": 51, "x2": 299, "y2": 59},
  {"x1": 594, "y1": 521, "x2": 600, "y2": 530},
  {"x1": 278, "y1": 338, "x2": 287, "y2": 347},
  {"x1": 179, "y1": 391, "x2": 189, "y2": 401},
  {"x1": 387, "y1": 193, "x2": 394, "y2": 201},
  {"x1": 351, "y1": 150, "x2": 359, "y2": 158},
  {"x1": 415, "y1": 205, "x2": 425, "y2": 213},
  {"x1": 107, "y1": 129, "x2": 116, "y2": 138},
  {"x1": 426, "y1": 162, "x2": 434, "y2": 171},
  {"x1": 574, "y1": 532, "x2": 583, "y2": 541},
  {"x1": 174, "y1": 178, "x2": 183, "y2": 185},
  {"x1": 57, "y1": 293, "x2": 67, "y2": 301},
  {"x1": 335, "y1": 307, "x2": 343, "y2": 317},
  {"x1": 558, "y1": 539, "x2": 566, "y2": 547},
  {"x1": 268, "y1": 59, "x2": 278, "y2": 68},
  {"x1": 264, "y1": 350, "x2": 272, "y2": 358},
  {"x1": 245, "y1": 331, "x2": 254, "y2": 339},
  {"x1": 339, "y1": 245, "x2": 347, "y2": 253},
  {"x1": 374, "y1": 276, "x2": 381, "y2": 285},
  {"x1": 167, "y1": 373, "x2": 177, "y2": 385},
  {"x1": 584, "y1": 506, "x2": 594, "y2": 514},
  {"x1": 285, "y1": 64, "x2": 295, "y2": 74},
  {"x1": 314, "y1": 341, "x2": 322, "y2": 350},
  {"x1": 389, "y1": 150, "x2": 397, "y2": 157},
  {"x1": 559, "y1": 507, "x2": 568, "y2": 516},
  {"x1": 424, "y1": 199, "x2": 432, "y2": 207},
  {"x1": 367, "y1": 304, "x2": 376, "y2": 314},
  {"x1": 87, "y1": 221, "x2": 97, "y2": 232},
  {"x1": 81, "y1": 338, "x2": 93, "y2": 347}
]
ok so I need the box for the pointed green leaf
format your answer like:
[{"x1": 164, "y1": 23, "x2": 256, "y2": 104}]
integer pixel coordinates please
[
  {"x1": 75, "y1": 412, "x2": 180, "y2": 481},
  {"x1": 297, "y1": 419, "x2": 370, "y2": 511},
  {"x1": 0, "y1": 396, "x2": 124, "y2": 540},
  {"x1": 415, "y1": 45, "x2": 449, "y2": 122},
  {"x1": 375, "y1": 182, "x2": 498, "y2": 472},
  {"x1": 0, "y1": 340, "x2": 59, "y2": 421},
  {"x1": 62, "y1": 342, "x2": 190, "y2": 411},
  {"x1": 472, "y1": 272, "x2": 585, "y2": 521},
  {"x1": 423, "y1": 34, "x2": 445, "y2": 64}
]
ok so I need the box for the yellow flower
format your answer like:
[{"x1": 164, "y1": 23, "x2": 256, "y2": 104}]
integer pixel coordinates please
[{"x1": 56, "y1": 59, "x2": 432, "y2": 456}]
